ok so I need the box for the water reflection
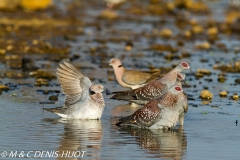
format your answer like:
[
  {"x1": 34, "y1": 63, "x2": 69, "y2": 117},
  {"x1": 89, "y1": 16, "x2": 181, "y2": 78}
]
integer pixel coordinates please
[
  {"x1": 120, "y1": 127, "x2": 187, "y2": 160},
  {"x1": 47, "y1": 119, "x2": 103, "y2": 160},
  {"x1": 111, "y1": 103, "x2": 187, "y2": 159},
  {"x1": 111, "y1": 102, "x2": 142, "y2": 117}
]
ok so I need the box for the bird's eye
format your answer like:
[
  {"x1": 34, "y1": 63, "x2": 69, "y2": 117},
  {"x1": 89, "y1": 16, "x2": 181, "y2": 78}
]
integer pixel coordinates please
[
  {"x1": 175, "y1": 86, "x2": 182, "y2": 91},
  {"x1": 89, "y1": 90, "x2": 95, "y2": 95},
  {"x1": 181, "y1": 62, "x2": 188, "y2": 68},
  {"x1": 177, "y1": 74, "x2": 182, "y2": 79},
  {"x1": 118, "y1": 65, "x2": 123, "y2": 68},
  {"x1": 112, "y1": 60, "x2": 115, "y2": 63}
]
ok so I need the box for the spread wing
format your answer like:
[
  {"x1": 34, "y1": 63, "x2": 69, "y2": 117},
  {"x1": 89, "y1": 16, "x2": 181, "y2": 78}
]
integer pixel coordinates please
[
  {"x1": 56, "y1": 62, "x2": 92, "y2": 106},
  {"x1": 118, "y1": 100, "x2": 162, "y2": 128}
]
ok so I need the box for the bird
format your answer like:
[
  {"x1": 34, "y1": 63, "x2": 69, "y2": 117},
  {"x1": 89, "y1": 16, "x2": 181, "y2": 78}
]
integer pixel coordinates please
[
  {"x1": 176, "y1": 72, "x2": 186, "y2": 87},
  {"x1": 110, "y1": 62, "x2": 191, "y2": 104},
  {"x1": 116, "y1": 85, "x2": 188, "y2": 129},
  {"x1": 44, "y1": 62, "x2": 105, "y2": 119},
  {"x1": 109, "y1": 58, "x2": 161, "y2": 89}
]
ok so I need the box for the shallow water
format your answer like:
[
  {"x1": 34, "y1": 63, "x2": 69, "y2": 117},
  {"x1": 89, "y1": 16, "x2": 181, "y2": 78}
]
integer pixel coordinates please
[{"x1": 1, "y1": 0, "x2": 240, "y2": 159}]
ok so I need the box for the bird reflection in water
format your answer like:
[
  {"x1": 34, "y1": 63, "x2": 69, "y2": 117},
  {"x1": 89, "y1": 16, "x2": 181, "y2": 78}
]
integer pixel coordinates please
[
  {"x1": 111, "y1": 103, "x2": 187, "y2": 160},
  {"x1": 119, "y1": 126, "x2": 187, "y2": 160},
  {"x1": 54, "y1": 119, "x2": 102, "y2": 160}
]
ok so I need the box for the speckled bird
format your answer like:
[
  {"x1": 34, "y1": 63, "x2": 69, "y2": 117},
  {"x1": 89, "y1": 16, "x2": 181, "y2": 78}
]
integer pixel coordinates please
[
  {"x1": 109, "y1": 58, "x2": 161, "y2": 89},
  {"x1": 111, "y1": 62, "x2": 191, "y2": 104},
  {"x1": 116, "y1": 85, "x2": 188, "y2": 129},
  {"x1": 44, "y1": 62, "x2": 105, "y2": 119}
]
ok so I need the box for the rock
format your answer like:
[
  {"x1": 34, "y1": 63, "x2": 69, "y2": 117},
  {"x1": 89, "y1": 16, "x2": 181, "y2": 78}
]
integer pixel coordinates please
[
  {"x1": 200, "y1": 90, "x2": 212, "y2": 99},
  {"x1": 207, "y1": 27, "x2": 218, "y2": 35},
  {"x1": 21, "y1": 0, "x2": 52, "y2": 10},
  {"x1": 159, "y1": 28, "x2": 173, "y2": 38},
  {"x1": 35, "y1": 78, "x2": 49, "y2": 86},
  {"x1": 0, "y1": 85, "x2": 9, "y2": 91},
  {"x1": 218, "y1": 75, "x2": 226, "y2": 82},
  {"x1": 219, "y1": 91, "x2": 228, "y2": 97},
  {"x1": 195, "y1": 42, "x2": 211, "y2": 50},
  {"x1": 232, "y1": 93, "x2": 239, "y2": 100},
  {"x1": 49, "y1": 95, "x2": 58, "y2": 101},
  {"x1": 0, "y1": 0, "x2": 21, "y2": 10}
]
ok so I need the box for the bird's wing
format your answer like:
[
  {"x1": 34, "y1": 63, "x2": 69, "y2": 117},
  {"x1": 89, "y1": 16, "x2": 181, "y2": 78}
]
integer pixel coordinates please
[
  {"x1": 133, "y1": 80, "x2": 168, "y2": 100},
  {"x1": 57, "y1": 62, "x2": 92, "y2": 106},
  {"x1": 182, "y1": 93, "x2": 188, "y2": 113},
  {"x1": 122, "y1": 70, "x2": 151, "y2": 85},
  {"x1": 111, "y1": 80, "x2": 168, "y2": 101},
  {"x1": 118, "y1": 100, "x2": 162, "y2": 128}
]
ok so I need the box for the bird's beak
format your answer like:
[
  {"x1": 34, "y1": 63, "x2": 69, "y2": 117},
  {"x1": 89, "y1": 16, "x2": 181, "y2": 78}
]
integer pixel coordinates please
[
  {"x1": 109, "y1": 63, "x2": 112, "y2": 66},
  {"x1": 189, "y1": 68, "x2": 194, "y2": 73}
]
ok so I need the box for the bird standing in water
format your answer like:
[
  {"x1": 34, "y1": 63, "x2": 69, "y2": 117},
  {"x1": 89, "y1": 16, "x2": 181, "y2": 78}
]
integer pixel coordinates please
[
  {"x1": 44, "y1": 62, "x2": 105, "y2": 119},
  {"x1": 116, "y1": 85, "x2": 188, "y2": 129},
  {"x1": 111, "y1": 62, "x2": 191, "y2": 104},
  {"x1": 109, "y1": 58, "x2": 161, "y2": 89}
]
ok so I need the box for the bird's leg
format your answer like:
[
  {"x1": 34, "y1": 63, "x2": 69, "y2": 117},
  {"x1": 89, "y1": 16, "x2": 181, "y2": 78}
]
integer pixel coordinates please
[{"x1": 179, "y1": 113, "x2": 185, "y2": 126}]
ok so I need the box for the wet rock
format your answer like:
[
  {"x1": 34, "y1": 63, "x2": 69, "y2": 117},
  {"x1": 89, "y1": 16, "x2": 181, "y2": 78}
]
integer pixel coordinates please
[
  {"x1": 200, "y1": 89, "x2": 212, "y2": 99},
  {"x1": 49, "y1": 95, "x2": 58, "y2": 101},
  {"x1": 218, "y1": 74, "x2": 226, "y2": 82},
  {"x1": 181, "y1": 51, "x2": 191, "y2": 58},
  {"x1": 195, "y1": 73, "x2": 204, "y2": 78},
  {"x1": 219, "y1": 91, "x2": 228, "y2": 97},
  {"x1": 148, "y1": 44, "x2": 177, "y2": 52},
  {"x1": 0, "y1": 85, "x2": 9, "y2": 91},
  {"x1": 125, "y1": 41, "x2": 133, "y2": 51},
  {"x1": 21, "y1": 0, "x2": 52, "y2": 10},
  {"x1": 30, "y1": 70, "x2": 56, "y2": 80},
  {"x1": 207, "y1": 27, "x2": 218, "y2": 36},
  {"x1": 35, "y1": 78, "x2": 49, "y2": 86},
  {"x1": 164, "y1": 53, "x2": 182, "y2": 60},
  {"x1": 195, "y1": 42, "x2": 211, "y2": 50},
  {"x1": 232, "y1": 93, "x2": 239, "y2": 100},
  {"x1": 99, "y1": 10, "x2": 118, "y2": 19},
  {"x1": 0, "y1": 0, "x2": 20, "y2": 10},
  {"x1": 235, "y1": 78, "x2": 240, "y2": 84},
  {"x1": 191, "y1": 25, "x2": 204, "y2": 35},
  {"x1": 159, "y1": 28, "x2": 173, "y2": 38},
  {"x1": 197, "y1": 69, "x2": 211, "y2": 76},
  {"x1": 214, "y1": 62, "x2": 240, "y2": 73}
]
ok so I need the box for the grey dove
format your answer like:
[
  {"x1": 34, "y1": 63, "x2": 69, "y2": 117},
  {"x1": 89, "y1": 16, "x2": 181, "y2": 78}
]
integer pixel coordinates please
[
  {"x1": 109, "y1": 58, "x2": 161, "y2": 89},
  {"x1": 111, "y1": 62, "x2": 191, "y2": 104},
  {"x1": 44, "y1": 62, "x2": 105, "y2": 119},
  {"x1": 116, "y1": 85, "x2": 188, "y2": 129}
]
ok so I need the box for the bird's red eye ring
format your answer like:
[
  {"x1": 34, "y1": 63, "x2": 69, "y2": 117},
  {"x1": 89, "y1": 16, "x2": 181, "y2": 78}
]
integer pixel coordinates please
[
  {"x1": 112, "y1": 59, "x2": 115, "y2": 63},
  {"x1": 177, "y1": 74, "x2": 182, "y2": 79},
  {"x1": 175, "y1": 86, "x2": 182, "y2": 91},
  {"x1": 181, "y1": 62, "x2": 188, "y2": 68}
]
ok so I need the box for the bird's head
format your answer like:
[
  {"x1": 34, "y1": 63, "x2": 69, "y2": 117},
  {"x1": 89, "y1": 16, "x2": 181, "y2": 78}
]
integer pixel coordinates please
[
  {"x1": 177, "y1": 73, "x2": 186, "y2": 82},
  {"x1": 90, "y1": 84, "x2": 104, "y2": 94},
  {"x1": 169, "y1": 85, "x2": 183, "y2": 95},
  {"x1": 109, "y1": 58, "x2": 123, "y2": 69}
]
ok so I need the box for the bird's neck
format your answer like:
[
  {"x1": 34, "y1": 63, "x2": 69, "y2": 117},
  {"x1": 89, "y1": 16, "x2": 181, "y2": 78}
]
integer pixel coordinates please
[
  {"x1": 114, "y1": 66, "x2": 129, "y2": 87},
  {"x1": 172, "y1": 66, "x2": 183, "y2": 72},
  {"x1": 91, "y1": 93, "x2": 105, "y2": 109}
]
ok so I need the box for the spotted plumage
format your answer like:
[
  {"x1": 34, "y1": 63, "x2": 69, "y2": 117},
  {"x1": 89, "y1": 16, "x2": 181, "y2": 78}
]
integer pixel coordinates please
[
  {"x1": 44, "y1": 62, "x2": 105, "y2": 119},
  {"x1": 111, "y1": 62, "x2": 191, "y2": 104},
  {"x1": 116, "y1": 85, "x2": 188, "y2": 129}
]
